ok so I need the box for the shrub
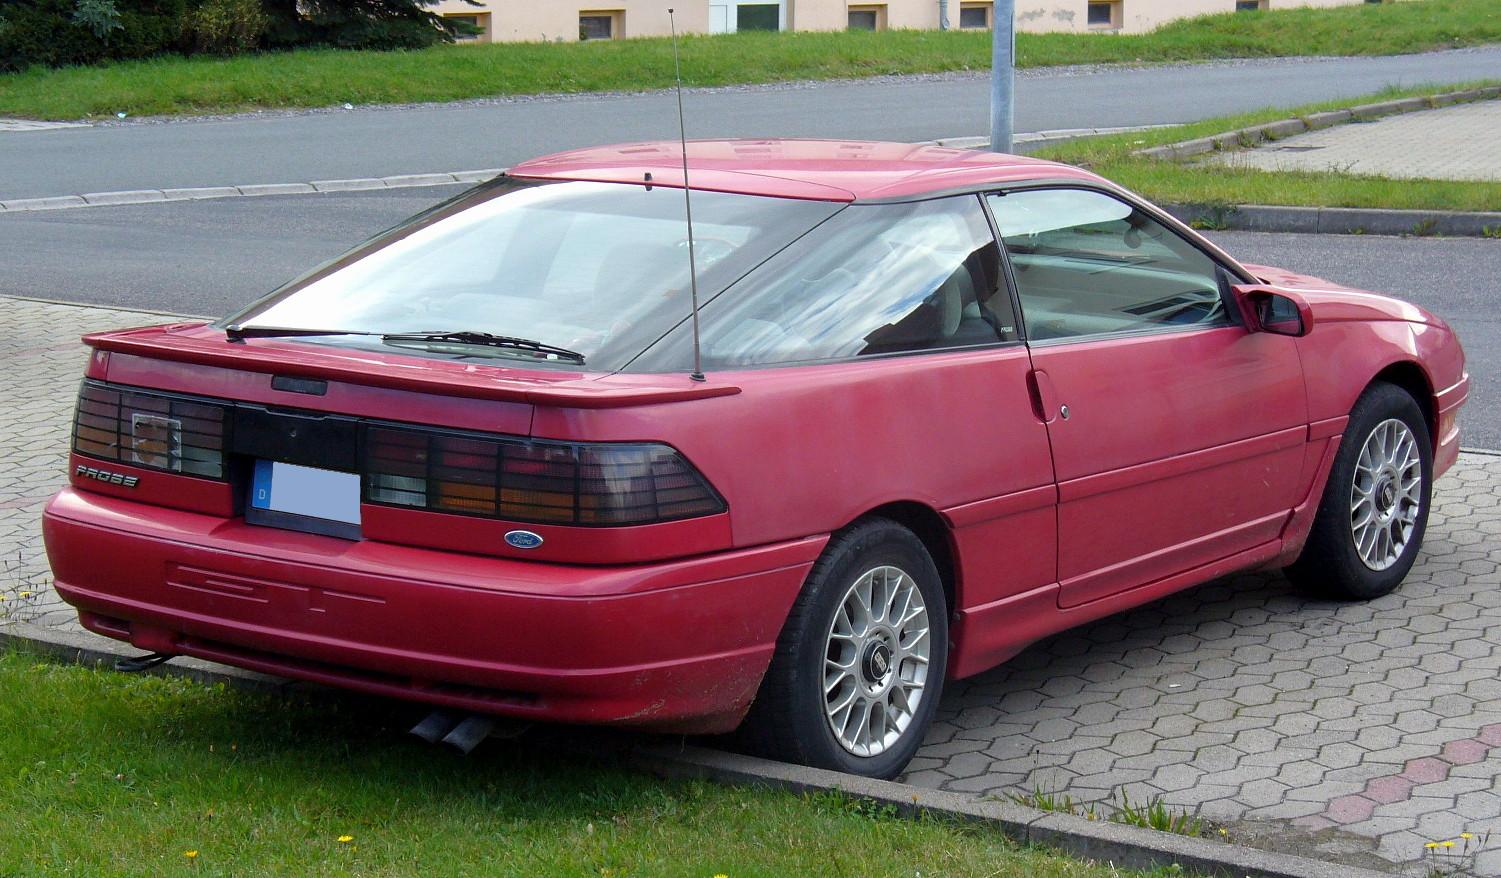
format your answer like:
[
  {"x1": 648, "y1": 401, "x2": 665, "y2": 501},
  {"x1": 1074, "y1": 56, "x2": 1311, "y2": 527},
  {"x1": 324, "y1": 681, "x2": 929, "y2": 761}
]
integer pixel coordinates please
[
  {"x1": 0, "y1": 0, "x2": 194, "y2": 72},
  {"x1": 183, "y1": 0, "x2": 265, "y2": 53}
]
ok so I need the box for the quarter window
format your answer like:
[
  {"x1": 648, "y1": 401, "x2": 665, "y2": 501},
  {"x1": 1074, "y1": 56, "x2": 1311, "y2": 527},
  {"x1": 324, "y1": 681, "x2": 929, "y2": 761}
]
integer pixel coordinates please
[
  {"x1": 986, "y1": 189, "x2": 1229, "y2": 341},
  {"x1": 636, "y1": 196, "x2": 1016, "y2": 369}
]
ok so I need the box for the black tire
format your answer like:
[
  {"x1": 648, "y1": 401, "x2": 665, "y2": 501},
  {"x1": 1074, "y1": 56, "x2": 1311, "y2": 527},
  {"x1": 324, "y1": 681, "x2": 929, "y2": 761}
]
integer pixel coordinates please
[
  {"x1": 738, "y1": 517, "x2": 948, "y2": 779},
  {"x1": 1286, "y1": 381, "x2": 1432, "y2": 600}
]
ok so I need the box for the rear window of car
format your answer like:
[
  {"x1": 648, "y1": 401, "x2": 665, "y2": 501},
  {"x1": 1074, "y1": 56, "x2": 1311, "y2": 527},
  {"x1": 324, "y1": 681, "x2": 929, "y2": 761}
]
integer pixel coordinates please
[{"x1": 225, "y1": 179, "x2": 842, "y2": 371}]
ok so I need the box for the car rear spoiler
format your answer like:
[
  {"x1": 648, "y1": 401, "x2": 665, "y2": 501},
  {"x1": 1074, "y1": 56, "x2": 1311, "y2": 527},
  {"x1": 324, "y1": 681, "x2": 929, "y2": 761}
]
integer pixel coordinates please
[{"x1": 82, "y1": 324, "x2": 740, "y2": 409}]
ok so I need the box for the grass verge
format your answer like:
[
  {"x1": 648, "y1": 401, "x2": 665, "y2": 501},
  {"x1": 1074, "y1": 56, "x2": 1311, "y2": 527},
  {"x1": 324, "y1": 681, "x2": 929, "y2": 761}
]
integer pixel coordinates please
[
  {"x1": 0, "y1": 650, "x2": 1198, "y2": 878},
  {"x1": 1032, "y1": 85, "x2": 1501, "y2": 213},
  {"x1": 0, "y1": 0, "x2": 1498, "y2": 120}
]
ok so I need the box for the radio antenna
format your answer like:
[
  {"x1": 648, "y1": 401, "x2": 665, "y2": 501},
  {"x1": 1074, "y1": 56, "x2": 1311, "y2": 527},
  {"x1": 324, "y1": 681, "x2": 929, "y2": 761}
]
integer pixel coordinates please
[{"x1": 668, "y1": 7, "x2": 706, "y2": 383}]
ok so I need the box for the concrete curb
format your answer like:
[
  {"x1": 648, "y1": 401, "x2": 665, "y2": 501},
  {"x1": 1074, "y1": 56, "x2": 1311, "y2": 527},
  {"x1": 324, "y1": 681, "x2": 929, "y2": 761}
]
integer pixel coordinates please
[
  {"x1": 1162, "y1": 203, "x2": 1501, "y2": 237},
  {"x1": 0, "y1": 169, "x2": 504, "y2": 212},
  {"x1": 0, "y1": 616, "x2": 1392, "y2": 878},
  {"x1": 1137, "y1": 85, "x2": 1501, "y2": 161},
  {"x1": 637, "y1": 746, "x2": 1391, "y2": 878}
]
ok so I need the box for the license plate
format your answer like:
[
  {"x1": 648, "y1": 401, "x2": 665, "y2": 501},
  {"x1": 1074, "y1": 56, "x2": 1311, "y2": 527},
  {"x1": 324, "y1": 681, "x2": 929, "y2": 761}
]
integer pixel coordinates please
[{"x1": 247, "y1": 460, "x2": 361, "y2": 539}]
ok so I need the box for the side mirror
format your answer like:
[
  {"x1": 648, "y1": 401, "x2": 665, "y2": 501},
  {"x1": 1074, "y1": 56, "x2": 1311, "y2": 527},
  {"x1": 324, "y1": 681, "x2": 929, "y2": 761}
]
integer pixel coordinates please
[{"x1": 1232, "y1": 284, "x2": 1314, "y2": 338}]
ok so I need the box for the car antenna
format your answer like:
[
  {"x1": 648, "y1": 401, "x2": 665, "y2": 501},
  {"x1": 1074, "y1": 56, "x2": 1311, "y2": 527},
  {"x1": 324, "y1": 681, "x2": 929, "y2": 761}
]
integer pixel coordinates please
[{"x1": 668, "y1": 7, "x2": 706, "y2": 383}]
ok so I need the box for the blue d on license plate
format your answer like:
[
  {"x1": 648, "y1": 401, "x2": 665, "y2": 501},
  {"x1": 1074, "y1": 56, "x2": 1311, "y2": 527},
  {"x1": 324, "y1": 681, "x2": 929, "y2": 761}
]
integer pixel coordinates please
[{"x1": 249, "y1": 460, "x2": 361, "y2": 537}]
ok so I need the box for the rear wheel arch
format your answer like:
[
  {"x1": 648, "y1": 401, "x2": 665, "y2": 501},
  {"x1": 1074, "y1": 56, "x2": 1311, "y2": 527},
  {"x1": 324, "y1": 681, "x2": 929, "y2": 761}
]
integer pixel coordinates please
[{"x1": 859, "y1": 502, "x2": 956, "y2": 615}]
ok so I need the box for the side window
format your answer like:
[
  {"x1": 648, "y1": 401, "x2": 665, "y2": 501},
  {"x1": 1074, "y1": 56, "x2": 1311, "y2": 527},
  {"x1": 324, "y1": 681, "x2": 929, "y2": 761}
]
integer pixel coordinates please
[
  {"x1": 654, "y1": 196, "x2": 1016, "y2": 369},
  {"x1": 986, "y1": 189, "x2": 1229, "y2": 342}
]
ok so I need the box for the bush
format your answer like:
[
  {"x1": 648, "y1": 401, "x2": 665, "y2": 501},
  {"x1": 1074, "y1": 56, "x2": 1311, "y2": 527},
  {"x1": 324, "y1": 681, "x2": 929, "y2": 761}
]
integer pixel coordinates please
[
  {"x1": 183, "y1": 0, "x2": 265, "y2": 53},
  {"x1": 0, "y1": 0, "x2": 194, "y2": 71},
  {"x1": 262, "y1": 0, "x2": 458, "y2": 51},
  {"x1": 0, "y1": 0, "x2": 460, "y2": 72}
]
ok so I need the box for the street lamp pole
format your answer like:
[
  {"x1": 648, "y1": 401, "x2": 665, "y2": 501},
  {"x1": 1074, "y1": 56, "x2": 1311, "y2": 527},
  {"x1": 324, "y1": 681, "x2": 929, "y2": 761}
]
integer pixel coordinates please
[{"x1": 989, "y1": 0, "x2": 1015, "y2": 153}]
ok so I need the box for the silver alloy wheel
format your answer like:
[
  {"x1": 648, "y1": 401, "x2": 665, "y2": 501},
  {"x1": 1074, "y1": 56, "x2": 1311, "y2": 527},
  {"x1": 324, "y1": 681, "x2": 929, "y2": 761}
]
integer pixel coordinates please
[
  {"x1": 1350, "y1": 417, "x2": 1424, "y2": 572},
  {"x1": 823, "y1": 565, "x2": 931, "y2": 757}
]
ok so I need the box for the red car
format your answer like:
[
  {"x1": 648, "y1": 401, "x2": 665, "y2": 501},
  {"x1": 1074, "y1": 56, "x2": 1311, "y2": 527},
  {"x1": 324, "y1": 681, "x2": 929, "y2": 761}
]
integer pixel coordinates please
[{"x1": 44, "y1": 140, "x2": 1467, "y2": 778}]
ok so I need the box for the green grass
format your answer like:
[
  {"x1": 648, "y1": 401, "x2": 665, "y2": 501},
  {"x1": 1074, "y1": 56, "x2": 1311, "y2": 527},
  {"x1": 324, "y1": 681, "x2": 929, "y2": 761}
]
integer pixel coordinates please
[
  {"x1": 0, "y1": 0, "x2": 1498, "y2": 119},
  {"x1": 1032, "y1": 85, "x2": 1501, "y2": 212},
  {"x1": 0, "y1": 650, "x2": 1198, "y2": 878}
]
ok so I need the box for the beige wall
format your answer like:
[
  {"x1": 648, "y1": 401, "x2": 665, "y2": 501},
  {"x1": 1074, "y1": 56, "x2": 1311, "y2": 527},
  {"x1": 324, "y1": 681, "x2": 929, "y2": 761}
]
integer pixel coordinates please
[
  {"x1": 432, "y1": 0, "x2": 710, "y2": 42},
  {"x1": 433, "y1": 0, "x2": 1369, "y2": 42}
]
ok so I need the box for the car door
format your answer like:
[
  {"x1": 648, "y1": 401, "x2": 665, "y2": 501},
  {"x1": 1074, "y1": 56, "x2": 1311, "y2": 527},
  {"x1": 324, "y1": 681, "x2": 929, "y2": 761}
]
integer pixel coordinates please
[{"x1": 985, "y1": 188, "x2": 1309, "y2": 609}]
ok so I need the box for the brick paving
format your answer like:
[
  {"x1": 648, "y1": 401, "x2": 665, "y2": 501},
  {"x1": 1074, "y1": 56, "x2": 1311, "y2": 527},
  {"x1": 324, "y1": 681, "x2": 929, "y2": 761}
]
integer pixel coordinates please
[
  {"x1": 1211, "y1": 99, "x2": 1501, "y2": 182},
  {"x1": 5, "y1": 294, "x2": 1500, "y2": 875}
]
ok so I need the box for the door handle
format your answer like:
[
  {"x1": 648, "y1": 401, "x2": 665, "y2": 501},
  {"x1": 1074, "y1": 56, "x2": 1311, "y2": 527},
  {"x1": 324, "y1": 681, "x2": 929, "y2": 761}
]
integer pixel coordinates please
[{"x1": 1027, "y1": 369, "x2": 1061, "y2": 425}]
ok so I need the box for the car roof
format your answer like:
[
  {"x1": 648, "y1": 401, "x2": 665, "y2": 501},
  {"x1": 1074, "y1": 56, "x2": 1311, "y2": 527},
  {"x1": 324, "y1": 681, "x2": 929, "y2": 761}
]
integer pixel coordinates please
[{"x1": 506, "y1": 139, "x2": 1107, "y2": 202}]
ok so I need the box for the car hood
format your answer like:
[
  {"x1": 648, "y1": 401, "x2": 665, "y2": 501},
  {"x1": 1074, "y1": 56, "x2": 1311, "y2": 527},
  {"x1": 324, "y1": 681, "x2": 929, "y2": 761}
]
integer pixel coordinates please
[{"x1": 1243, "y1": 263, "x2": 1448, "y2": 328}]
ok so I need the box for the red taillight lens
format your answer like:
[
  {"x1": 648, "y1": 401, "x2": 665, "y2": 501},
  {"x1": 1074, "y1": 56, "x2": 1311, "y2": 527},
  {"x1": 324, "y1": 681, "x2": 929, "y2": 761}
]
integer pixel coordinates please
[
  {"x1": 73, "y1": 381, "x2": 228, "y2": 479},
  {"x1": 364, "y1": 427, "x2": 725, "y2": 526}
]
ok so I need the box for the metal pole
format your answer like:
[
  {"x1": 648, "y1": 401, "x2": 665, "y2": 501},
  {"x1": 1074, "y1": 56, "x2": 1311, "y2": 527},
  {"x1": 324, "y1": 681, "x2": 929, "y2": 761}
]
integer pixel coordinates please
[{"x1": 989, "y1": 0, "x2": 1015, "y2": 153}]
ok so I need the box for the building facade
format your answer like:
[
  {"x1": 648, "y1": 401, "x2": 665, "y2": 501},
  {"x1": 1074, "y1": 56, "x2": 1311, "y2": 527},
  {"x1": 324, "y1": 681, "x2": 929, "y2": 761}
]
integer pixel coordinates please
[{"x1": 433, "y1": 0, "x2": 1375, "y2": 42}]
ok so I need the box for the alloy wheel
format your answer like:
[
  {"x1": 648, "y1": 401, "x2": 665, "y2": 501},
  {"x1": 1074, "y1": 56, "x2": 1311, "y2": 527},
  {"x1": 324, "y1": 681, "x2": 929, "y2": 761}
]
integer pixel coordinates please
[
  {"x1": 1349, "y1": 417, "x2": 1424, "y2": 572},
  {"x1": 822, "y1": 565, "x2": 931, "y2": 757}
]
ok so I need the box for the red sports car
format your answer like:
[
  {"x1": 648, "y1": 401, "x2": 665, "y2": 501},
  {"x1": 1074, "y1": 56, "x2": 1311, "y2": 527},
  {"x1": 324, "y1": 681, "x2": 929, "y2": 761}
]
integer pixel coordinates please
[{"x1": 44, "y1": 140, "x2": 1467, "y2": 778}]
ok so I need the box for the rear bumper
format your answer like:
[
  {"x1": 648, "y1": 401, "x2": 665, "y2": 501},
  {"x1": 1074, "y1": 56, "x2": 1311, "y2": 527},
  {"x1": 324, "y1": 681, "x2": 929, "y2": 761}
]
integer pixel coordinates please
[{"x1": 43, "y1": 487, "x2": 821, "y2": 734}]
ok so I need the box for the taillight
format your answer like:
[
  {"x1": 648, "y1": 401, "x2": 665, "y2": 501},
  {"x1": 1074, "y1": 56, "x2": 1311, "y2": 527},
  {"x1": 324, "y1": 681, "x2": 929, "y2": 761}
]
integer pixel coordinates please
[
  {"x1": 73, "y1": 381, "x2": 228, "y2": 479},
  {"x1": 364, "y1": 426, "x2": 725, "y2": 526}
]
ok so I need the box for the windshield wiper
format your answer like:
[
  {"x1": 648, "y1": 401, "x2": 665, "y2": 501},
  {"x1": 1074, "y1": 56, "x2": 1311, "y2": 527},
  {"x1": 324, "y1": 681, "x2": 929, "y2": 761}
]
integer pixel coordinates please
[
  {"x1": 380, "y1": 330, "x2": 586, "y2": 364},
  {"x1": 224, "y1": 325, "x2": 378, "y2": 343}
]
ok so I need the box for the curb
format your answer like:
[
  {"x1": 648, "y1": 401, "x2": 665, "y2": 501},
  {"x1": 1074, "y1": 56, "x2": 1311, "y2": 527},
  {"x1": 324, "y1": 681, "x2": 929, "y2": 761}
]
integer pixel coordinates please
[
  {"x1": 1137, "y1": 85, "x2": 1501, "y2": 161},
  {"x1": 637, "y1": 746, "x2": 1390, "y2": 878},
  {"x1": 1, "y1": 617, "x2": 1390, "y2": 878},
  {"x1": 0, "y1": 169, "x2": 504, "y2": 212},
  {"x1": 1162, "y1": 203, "x2": 1501, "y2": 237}
]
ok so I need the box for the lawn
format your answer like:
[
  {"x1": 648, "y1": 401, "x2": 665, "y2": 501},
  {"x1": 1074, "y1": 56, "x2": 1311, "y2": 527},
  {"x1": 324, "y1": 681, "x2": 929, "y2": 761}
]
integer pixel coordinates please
[
  {"x1": 0, "y1": 0, "x2": 1497, "y2": 120},
  {"x1": 0, "y1": 650, "x2": 1193, "y2": 878},
  {"x1": 1031, "y1": 85, "x2": 1501, "y2": 213}
]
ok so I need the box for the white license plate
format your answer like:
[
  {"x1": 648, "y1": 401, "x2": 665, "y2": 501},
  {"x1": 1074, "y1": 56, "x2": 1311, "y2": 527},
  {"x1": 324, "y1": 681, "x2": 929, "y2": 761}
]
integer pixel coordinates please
[{"x1": 250, "y1": 460, "x2": 361, "y2": 526}]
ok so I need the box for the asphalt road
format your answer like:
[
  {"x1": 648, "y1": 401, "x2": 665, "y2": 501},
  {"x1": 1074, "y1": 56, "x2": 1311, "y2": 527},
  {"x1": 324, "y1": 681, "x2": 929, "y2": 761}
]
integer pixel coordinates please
[
  {"x1": 2, "y1": 46, "x2": 1500, "y2": 200},
  {"x1": 2, "y1": 187, "x2": 1496, "y2": 447}
]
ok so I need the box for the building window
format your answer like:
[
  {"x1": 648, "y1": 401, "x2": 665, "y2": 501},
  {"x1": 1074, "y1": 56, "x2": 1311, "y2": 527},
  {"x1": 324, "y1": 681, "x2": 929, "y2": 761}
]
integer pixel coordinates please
[
  {"x1": 958, "y1": 2, "x2": 990, "y2": 28},
  {"x1": 443, "y1": 12, "x2": 489, "y2": 42},
  {"x1": 847, "y1": 4, "x2": 886, "y2": 30},
  {"x1": 579, "y1": 11, "x2": 622, "y2": 40},
  {"x1": 1235, "y1": 0, "x2": 1267, "y2": 10},
  {"x1": 1087, "y1": 0, "x2": 1120, "y2": 28},
  {"x1": 737, "y1": 3, "x2": 781, "y2": 30}
]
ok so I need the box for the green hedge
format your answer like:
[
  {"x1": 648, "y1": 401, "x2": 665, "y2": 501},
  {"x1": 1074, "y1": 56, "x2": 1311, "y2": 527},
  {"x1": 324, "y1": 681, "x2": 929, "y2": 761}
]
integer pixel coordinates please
[{"x1": 0, "y1": 0, "x2": 459, "y2": 72}]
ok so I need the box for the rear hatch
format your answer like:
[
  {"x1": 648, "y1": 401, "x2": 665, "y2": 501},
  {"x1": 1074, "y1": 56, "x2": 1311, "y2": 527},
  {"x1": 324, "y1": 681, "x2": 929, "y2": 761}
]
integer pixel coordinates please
[{"x1": 70, "y1": 322, "x2": 735, "y2": 564}]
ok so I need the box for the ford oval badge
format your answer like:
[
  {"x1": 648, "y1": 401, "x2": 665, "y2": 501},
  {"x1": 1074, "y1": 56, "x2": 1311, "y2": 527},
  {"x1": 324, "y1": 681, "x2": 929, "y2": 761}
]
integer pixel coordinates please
[{"x1": 505, "y1": 530, "x2": 544, "y2": 550}]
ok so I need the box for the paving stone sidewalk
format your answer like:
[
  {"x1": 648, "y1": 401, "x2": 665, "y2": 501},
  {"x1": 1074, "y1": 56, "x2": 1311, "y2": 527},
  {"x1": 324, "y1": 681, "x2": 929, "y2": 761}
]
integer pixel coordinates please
[
  {"x1": 5, "y1": 294, "x2": 1500, "y2": 875},
  {"x1": 1211, "y1": 99, "x2": 1501, "y2": 182}
]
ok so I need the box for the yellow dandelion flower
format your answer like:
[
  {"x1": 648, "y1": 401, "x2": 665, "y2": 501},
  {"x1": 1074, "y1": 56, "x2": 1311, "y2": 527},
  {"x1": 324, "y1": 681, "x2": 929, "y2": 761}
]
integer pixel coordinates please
[
  {"x1": 1426, "y1": 842, "x2": 1440, "y2": 849},
  {"x1": 1461, "y1": 832, "x2": 1474, "y2": 839},
  {"x1": 337, "y1": 835, "x2": 354, "y2": 843},
  {"x1": 1443, "y1": 841, "x2": 1456, "y2": 848},
  {"x1": 184, "y1": 851, "x2": 198, "y2": 858},
  {"x1": 18, "y1": 591, "x2": 32, "y2": 598},
  {"x1": 714, "y1": 874, "x2": 729, "y2": 878}
]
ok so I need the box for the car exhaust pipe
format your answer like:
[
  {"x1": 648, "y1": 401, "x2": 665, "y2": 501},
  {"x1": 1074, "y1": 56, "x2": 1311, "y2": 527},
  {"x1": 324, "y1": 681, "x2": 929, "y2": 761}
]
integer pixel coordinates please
[
  {"x1": 409, "y1": 710, "x2": 460, "y2": 744},
  {"x1": 440, "y1": 715, "x2": 496, "y2": 755}
]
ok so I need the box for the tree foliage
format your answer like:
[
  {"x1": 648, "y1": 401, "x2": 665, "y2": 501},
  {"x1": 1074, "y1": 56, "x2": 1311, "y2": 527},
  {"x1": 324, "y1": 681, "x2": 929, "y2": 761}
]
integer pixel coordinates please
[{"x1": 0, "y1": 0, "x2": 465, "y2": 72}]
